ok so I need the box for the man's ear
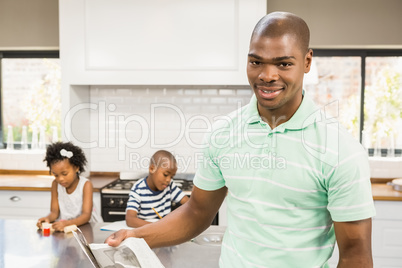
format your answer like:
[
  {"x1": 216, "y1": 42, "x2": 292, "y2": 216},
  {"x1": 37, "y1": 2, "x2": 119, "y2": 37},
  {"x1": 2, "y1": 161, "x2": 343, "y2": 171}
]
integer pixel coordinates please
[{"x1": 304, "y1": 49, "x2": 313, "y2": 73}]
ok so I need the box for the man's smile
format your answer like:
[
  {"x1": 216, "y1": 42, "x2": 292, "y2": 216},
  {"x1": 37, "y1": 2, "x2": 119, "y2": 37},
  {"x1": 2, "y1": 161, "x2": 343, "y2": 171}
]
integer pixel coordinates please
[{"x1": 256, "y1": 85, "x2": 284, "y2": 99}]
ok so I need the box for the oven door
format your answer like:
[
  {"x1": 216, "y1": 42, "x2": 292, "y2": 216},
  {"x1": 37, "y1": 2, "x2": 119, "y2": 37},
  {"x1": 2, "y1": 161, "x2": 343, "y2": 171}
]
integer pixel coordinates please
[
  {"x1": 102, "y1": 207, "x2": 126, "y2": 222},
  {"x1": 101, "y1": 193, "x2": 129, "y2": 222}
]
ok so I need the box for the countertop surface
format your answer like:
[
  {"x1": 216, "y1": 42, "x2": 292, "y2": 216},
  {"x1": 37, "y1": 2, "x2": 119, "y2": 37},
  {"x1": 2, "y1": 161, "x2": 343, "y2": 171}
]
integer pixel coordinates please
[
  {"x1": 371, "y1": 182, "x2": 402, "y2": 201},
  {"x1": 0, "y1": 219, "x2": 223, "y2": 268},
  {"x1": 0, "y1": 174, "x2": 118, "y2": 192},
  {"x1": 1, "y1": 174, "x2": 402, "y2": 201}
]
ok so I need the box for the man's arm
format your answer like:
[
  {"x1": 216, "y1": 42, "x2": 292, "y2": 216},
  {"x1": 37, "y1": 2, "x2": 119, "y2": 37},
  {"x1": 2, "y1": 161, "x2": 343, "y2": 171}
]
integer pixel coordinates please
[
  {"x1": 106, "y1": 185, "x2": 228, "y2": 248},
  {"x1": 334, "y1": 218, "x2": 373, "y2": 268}
]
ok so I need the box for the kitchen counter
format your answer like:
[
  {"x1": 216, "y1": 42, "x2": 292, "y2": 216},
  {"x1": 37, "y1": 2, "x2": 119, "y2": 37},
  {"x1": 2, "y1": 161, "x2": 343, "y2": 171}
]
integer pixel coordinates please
[
  {"x1": 0, "y1": 173, "x2": 118, "y2": 192},
  {"x1": 1, "y1": 173, "x2": 402, "y2": 201},
  {"x1": 0, "y1": 219, "x2": 223, "y2": 268},
  {"x1": 371, "y1": 183, "x2": 402, "y2": 201}
]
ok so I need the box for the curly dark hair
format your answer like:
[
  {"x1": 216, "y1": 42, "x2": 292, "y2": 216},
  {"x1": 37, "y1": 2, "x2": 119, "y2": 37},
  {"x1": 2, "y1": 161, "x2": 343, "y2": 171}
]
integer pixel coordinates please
[{"x1": 43, "y1": 142, "x2": 87, "y2": 174}]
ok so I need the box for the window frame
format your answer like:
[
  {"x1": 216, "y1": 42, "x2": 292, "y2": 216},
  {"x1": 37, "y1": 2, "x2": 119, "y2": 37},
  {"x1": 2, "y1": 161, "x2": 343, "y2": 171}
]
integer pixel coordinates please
[
  {"x1": 0, "y1": 50, "x2": 59, "y2": 149},
  {"x1": 312, "y1": 49, "x2": 402, "y2": 156}
]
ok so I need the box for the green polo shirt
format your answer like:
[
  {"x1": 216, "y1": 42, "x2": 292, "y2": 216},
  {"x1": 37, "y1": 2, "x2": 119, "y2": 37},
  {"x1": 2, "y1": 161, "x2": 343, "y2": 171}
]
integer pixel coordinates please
[{"x1": 194, "y1": 93, "x2": 375, "y2": 268}]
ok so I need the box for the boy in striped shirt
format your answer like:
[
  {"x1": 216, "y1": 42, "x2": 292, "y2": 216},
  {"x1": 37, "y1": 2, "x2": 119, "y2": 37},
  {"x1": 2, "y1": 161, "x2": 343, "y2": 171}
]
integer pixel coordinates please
[{"x1": 125, "y1": 150, "x2": 189, "y2": 227}]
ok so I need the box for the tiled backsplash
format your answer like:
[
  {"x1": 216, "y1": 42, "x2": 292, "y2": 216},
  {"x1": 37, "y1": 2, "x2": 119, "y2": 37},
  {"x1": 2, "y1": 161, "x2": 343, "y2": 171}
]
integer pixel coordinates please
[
  {"x1": 0, "y1": 150, "x2": 47, "y2": 170},
  {"x1": 88, "y1": 85, "x2": 252, "y2": 173},
  {"x1": 0, "y1": 85, "x2": 252, "y2": 173}
]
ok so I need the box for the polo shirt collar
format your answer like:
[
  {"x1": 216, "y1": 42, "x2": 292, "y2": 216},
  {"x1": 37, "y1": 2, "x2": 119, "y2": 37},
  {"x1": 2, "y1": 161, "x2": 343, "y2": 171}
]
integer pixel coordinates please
[
  {"x1": 244, "y1": 94, "x2": 261, "y2": 124},
  {"x1": 244, "y1": 91, "x2": 320, "y2": 131}
]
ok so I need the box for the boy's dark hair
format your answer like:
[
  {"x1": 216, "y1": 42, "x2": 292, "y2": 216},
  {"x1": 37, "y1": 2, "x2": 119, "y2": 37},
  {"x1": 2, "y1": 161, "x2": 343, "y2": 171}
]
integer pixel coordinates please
[
  {"x1": 150, "y1": 150, "x2": 177, "y2": 169},
  {"x1": 44, "y1": 141, "x2": 87, "y2": 174}
]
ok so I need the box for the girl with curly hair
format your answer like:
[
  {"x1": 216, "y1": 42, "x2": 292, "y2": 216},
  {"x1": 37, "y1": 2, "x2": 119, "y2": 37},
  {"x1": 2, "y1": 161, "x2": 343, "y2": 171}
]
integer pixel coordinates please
[{"x1": 37, "y1": 142, "x2": 94, "y2": 231}]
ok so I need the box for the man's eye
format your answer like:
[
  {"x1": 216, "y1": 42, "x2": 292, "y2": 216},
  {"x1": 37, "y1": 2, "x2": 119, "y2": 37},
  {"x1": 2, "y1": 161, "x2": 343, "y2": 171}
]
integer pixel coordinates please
[
  {"x1": 279, "y1": 62, "x2": 292, "y2": 67},
  {"x1": 250, "y1": 61, "x2": 261, "y2": 66}
]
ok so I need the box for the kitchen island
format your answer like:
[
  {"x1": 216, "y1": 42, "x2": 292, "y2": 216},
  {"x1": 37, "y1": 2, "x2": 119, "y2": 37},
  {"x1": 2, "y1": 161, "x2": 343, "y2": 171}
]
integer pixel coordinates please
[
  {"x1": 0, "y1": 219, "x2": 224, "y2": 268},
  {"x1": 1, "y1": 175, "x2": 402, "y2": 267}
]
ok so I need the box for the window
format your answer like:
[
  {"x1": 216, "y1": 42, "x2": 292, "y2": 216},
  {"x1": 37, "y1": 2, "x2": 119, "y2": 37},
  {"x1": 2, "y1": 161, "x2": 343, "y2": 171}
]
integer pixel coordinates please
[
  {"x1": 304, "y1": 56, "x2": 362, "y2": 139},
  {"x1": 0, "y1": 51, "x2": 60, "y2": 149},
  {"x1": 305, "y1": 49, "x2": 402, "y2": 157}
]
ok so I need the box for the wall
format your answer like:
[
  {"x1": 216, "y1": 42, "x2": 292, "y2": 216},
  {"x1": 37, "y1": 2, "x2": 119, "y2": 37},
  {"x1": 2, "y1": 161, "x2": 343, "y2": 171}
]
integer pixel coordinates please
[
  {"x1": 0, "y1": 85, "x2": 252, "y2": 172},
  {"x1": 0, "y1": 0, "x2": 58, "y2": 48},
  {"x1": 1, "y1": 0, "x2": 402, "y2": 49},
  {"x1": 267, "y1": 0, "x2": 402, "y2": 48},
  {"x1": 2, "y1": 0, "x2": 402, "y2": 172},
  {"x1": 87, "y1": 85, "x2": 252, "y2": 173}
]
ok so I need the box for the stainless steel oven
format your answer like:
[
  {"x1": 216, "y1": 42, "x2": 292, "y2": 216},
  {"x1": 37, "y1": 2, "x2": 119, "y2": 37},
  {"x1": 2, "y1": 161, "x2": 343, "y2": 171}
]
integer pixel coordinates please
[{"x1": 101, "y1": 193, "x2": 130, "y2": 222}]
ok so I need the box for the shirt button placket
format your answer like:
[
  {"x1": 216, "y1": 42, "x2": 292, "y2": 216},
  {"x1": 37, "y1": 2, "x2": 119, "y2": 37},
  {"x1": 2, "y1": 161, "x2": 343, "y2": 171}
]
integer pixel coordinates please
[
  {"x1": 266, "y1": 132, "x2": 273, "y2": 154},
  {"x1": 263, "y1": 132, "x2": 273, "y2": 173}
]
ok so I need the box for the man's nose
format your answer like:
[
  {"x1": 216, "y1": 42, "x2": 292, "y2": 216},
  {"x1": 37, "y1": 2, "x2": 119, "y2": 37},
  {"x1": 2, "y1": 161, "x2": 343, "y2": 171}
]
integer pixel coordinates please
[{"x1": 258, "y1": 65, "x2": 279, "y2": 82}]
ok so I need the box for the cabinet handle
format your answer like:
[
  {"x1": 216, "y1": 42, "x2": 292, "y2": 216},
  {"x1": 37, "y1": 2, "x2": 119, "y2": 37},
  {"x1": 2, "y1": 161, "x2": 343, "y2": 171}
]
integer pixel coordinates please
[
  {"x1": 10, "y1": 196, "x2": 21, "y2": 202},
  {"x1": 108, "y1": 211, "x2": 126, "y2": 215}
]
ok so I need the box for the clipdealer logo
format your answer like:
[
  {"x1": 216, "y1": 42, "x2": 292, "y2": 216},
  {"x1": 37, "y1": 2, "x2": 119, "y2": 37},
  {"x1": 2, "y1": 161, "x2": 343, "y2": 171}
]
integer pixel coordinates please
[
  {"x1": 63, "y1": 99, "x2": 340, "y2": 168},
  {"x1": 63, "y1": 101, "x2": 243, "y2": 161}
]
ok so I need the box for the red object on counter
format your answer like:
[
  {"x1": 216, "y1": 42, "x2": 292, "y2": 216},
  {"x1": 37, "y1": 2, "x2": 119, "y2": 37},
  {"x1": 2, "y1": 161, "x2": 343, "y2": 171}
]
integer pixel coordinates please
[{"x1": 43, "y1": 228, "x2": 50, "y2": 236}]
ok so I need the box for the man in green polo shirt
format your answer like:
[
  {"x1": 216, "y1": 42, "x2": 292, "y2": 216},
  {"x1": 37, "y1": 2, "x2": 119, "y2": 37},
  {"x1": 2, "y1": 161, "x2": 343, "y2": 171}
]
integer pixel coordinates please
[{"x1": 106, "y1": 11, "x2": 375, "y2": 268}]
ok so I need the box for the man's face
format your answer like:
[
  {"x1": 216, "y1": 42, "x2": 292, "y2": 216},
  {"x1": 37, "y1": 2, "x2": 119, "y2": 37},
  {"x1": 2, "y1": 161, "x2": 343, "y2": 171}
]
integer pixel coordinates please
[{"x1": 247, "y1": 33, "x2": 312, "y2": 121}]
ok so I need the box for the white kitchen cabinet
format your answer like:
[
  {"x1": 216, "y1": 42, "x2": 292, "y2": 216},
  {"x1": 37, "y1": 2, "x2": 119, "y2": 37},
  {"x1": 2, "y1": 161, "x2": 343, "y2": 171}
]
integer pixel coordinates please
[
  {"x1": 59, "y1": 0, "x2": 266, "y2": 85},
  {"x1": 328, "y1": 201, "x2": 402, "y2": 267},
  {"x1": 93, "y1": 192, "x2": 103, "y2": 222},
  {"x1": 0, "y1": 191, "x2": 50, "y2": 219},
  {"x1": 218, "y1": 197, "x2": 227, "y2": 226},
  {"x1": 372, "y1": 201, "x2": 402, "y2": 267},
  {"x1": 0, "y1": 190, "x2": 103, "y2": 222},
  {"x1": 327, "y1": 243, "x2": 339, "y2": 267}
]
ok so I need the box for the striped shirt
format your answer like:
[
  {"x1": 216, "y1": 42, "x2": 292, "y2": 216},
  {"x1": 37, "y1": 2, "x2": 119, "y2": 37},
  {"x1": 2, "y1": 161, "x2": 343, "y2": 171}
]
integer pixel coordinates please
[
  {"x1": 126, "y1": 177, "x2": 186, "y2": 221},
  {"x1": 194, "y1": 93, "x2": 376, "y2": 268}
]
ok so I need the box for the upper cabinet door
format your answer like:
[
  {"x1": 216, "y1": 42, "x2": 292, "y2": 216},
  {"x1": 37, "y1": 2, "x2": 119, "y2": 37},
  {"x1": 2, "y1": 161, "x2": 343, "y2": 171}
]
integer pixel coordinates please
[{"x1": 59, "y1": 0, "x2": 266, "y2": 85}]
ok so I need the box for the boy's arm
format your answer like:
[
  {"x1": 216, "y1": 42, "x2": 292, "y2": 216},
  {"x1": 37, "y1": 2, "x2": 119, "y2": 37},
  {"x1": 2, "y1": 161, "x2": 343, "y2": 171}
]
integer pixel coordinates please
[
  {"x1": 179, "y1": 195, "x2": 189, "y2": 205},
  {"x1": 126, "y1": 210, "x2": 152, "y2": 227}
]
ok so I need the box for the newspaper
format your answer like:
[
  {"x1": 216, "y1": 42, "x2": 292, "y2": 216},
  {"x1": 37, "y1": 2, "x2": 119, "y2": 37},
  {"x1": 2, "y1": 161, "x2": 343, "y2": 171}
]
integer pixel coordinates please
[
  {"x1": 100, "y1": 220, "x2": 157, "y2": 232},
  {"x1": 73, "y1": 228, "x2": 165, "y2": 268}
]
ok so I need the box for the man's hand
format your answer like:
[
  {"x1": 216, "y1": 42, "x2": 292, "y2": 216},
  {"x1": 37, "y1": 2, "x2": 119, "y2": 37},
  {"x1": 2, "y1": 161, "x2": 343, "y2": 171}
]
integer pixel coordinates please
[{"x1": 105, "y1": 229, "x2": 135, "y2": 247}]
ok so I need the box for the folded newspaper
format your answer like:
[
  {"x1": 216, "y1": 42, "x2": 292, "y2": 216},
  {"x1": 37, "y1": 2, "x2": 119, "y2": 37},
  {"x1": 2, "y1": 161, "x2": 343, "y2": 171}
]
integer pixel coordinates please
[{"x1": 72, "y1": 228, "x2": 165, "y2": 268}]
